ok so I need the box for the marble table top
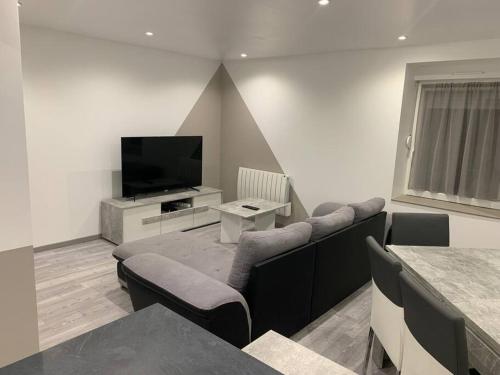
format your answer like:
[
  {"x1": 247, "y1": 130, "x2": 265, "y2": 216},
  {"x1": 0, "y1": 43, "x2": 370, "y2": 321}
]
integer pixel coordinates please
[
  {"x1": 244, "y1": 330, "x2": 356, "y2": 375},
  {"x1": 102, "y1": 186, "x2": 222, "y2": 209},
  {"x1": 1, "y1": 304, "x2": 279, "y2": 375},
  {"x1": 387, "y1": 245, "x2": 500, "y2": 374},
  {"x1": 211, "y1": 198, "x2": 288, "y2": 219}
]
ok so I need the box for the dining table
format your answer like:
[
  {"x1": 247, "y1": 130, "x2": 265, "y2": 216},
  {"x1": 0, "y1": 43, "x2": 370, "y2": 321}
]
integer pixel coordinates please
[{"x1": 386, "y1": 245, "x2": 500, "y2": 375}]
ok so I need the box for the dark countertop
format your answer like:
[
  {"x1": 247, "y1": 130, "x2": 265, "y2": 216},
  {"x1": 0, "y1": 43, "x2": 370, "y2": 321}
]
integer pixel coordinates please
[{"x1": 1, "y1": 304, "x2": 281, "y2": 375}]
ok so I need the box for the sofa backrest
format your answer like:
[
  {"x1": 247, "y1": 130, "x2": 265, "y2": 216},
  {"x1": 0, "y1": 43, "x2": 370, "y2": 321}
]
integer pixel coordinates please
[
  {"x1": 227, "y1": 222, "x2": 312, "y2": 292},
  {"x1": 348, "y1": 197, "x2": 386, "y2": 223},
  {"x1": 245, "y1": 211, "x2": 387, "y2": 340},
  {"x1": 246, "y1": 241, "x2": 316, "y2": 340},
  {"x1": 306, "y1": 206, "x2": 355, "y2": 241},
  {"x1": 311, "y1": 211, "x2": 387, "y2": 320}
]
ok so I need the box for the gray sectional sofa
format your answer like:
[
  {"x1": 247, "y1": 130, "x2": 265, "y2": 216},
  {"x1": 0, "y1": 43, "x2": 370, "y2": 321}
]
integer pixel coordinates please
[{"x1": 113, "y1": 198, "x2": 387, "y2": 348}]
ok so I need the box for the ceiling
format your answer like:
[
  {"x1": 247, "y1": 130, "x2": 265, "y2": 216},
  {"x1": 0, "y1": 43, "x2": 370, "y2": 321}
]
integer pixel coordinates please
[{"x1": 19, "y1": 0, "x2": 500, "y2": 60}]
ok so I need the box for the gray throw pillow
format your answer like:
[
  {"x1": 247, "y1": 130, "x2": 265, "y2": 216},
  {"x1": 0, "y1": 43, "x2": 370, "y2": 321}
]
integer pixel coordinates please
[
  {"x1": 349, "y1": 197, "x2": 385, "y2": 222},
  {"x1": 227, "y1": 222, "x2": 312, "y2": 292},
  {"x1": 306, "y1": 206, "x2": 355, "y2": 241},
  {"x1": 311, "y1": 202, "x2": 345, "y2": 217}
]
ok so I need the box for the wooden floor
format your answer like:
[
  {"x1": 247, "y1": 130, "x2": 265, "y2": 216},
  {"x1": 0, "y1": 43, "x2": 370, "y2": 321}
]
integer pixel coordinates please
[
  {"x1": 293, "y1": 284, "x2": 396, "y2": 375},
  {"x1": 34, "y1": 240, "x2": 132, "y2": 350},
  {"x1": 34, "y1": 228, "x2": 395, "y2": 374}
]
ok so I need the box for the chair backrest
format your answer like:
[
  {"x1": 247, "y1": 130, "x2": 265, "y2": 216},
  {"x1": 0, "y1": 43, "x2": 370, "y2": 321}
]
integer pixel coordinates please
[
  {"x1": 367, "y1": 236, "x2": 403, "y2": 307},
  {"x1": 237, "y1": 167, "x2": 291, "y2": 216},
  {"x1": 366, "y1": 236, "x2": 404, "y2": 370},
  {"x1": 399, "y1": 272, "x2": 469, "y2": 375},
  {"x1": 389, "y1": 213, "x2": 450, "y2": 246}
]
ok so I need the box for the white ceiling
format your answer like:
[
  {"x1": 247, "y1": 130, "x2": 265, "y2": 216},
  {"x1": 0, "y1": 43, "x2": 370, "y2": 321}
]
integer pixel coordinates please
[{"x1": 19, "y1": 0, "x2": 500, "y2": 60}]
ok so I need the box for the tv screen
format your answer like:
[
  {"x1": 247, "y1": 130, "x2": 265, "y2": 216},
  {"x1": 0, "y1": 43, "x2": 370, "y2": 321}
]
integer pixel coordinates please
[{"x1": 121, "y1": 136, "x2": 202, "y2": 197}]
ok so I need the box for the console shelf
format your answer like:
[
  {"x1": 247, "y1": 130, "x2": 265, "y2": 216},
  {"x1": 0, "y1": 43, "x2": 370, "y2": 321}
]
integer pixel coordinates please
[{"x1": 101, "y1": 186, "x2": 222, "y2": 244}]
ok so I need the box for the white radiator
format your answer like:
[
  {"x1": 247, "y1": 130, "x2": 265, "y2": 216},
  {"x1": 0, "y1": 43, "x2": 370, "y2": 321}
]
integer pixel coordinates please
[{"x1": 237, "y1": 167, "x2": 291, "y2": 216}]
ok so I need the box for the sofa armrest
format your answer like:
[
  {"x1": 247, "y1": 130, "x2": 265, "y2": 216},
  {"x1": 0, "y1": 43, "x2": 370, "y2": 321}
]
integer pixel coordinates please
[{"x1": 122, "y1": 253, "x2": 250, "y2": 348}]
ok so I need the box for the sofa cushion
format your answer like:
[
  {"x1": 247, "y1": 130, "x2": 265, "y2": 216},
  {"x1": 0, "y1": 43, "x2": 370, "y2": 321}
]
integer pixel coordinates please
[
  {"x1": 349, "y1": 197, "x2": 385, "y2": 222},
  {"x1": 228, "y1": 222, "x2": 312, "y2": 292},
  {"x1": 123, "y1": 253, "x2": 249, "y2": 316},
  {"x1": 113, "y1": 231, "x2": 235, "y2": 283},
  {"x1": 306, "y1": 206, "x2": 355, "y2": 241},
  {"x1": 312, "y1": 202, "x2": 344, "y2": 217}
]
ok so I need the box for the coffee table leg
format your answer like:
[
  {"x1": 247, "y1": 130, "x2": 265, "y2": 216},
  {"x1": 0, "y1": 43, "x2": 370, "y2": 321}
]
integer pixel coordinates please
[
  {"x1": 220, "y1": 213, "x2": 243, "y2": 243},
  {"x1": 255, "y1": 213, "x2": 275, "y2": 231}
]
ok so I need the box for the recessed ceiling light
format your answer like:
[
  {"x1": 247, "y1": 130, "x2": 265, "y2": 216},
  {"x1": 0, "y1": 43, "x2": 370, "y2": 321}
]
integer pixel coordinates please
[
  {"x1": 240, "y1": 53, "x2": 248, "y2": 58},
  {"x1": 17, "y1": 1, "x2": 22, "y2": 7},
  {"x1": 145, "y1": 31, "x2": 154, "y2": 36},
  {"x1": 318, "y1": 0, "x2": 330, "y2": 5},
  {"x1": 398, "y1": 35, "x2": 408, "y2": 41}
]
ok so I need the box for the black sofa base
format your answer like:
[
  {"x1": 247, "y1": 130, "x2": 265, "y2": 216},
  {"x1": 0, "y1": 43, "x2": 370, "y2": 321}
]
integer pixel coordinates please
[
  {"x1": 246, "y1": 241, "x2": 316, "y2": 340},
  {"x1": 311, "y1": 212, "x2": 387, "y2": 320}
]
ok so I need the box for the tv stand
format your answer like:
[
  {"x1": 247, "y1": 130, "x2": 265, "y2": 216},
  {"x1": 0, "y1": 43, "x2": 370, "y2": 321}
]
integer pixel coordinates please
[
  {"x1": 101, "y1": 186, "x2": 222, "y2": 244},
  {"x1": 130, "y1": 188, "x2": 198, "y2": 202}
]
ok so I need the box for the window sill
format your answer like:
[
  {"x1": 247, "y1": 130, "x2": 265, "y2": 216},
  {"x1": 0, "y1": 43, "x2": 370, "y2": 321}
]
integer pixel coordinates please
[{"x1": 392, "y1": 195, "x2": 500, "y2": 220}]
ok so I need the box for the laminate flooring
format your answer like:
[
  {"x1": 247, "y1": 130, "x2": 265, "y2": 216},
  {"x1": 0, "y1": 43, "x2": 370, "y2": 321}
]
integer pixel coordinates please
[
  {"x1": 293, "y1": 284, "x2": 396, "y2": 375},
  {"x1": 34, "y1": 239, "x2": 133, "y2": 350},
  {"x1": 34, "y1": 224, "x2": 395, "y2": 374}
]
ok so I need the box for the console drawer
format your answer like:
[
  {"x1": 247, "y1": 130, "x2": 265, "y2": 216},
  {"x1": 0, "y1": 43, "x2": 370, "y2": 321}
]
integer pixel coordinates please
[
  {"x1": 193, "y1": 193, "x2": 221, "y2": 227},
  {"x1": 123, "y1": 205, "x2": 161, "y2": 243}
]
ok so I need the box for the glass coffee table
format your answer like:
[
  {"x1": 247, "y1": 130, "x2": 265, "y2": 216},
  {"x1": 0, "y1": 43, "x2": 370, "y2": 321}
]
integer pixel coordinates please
[{"x1": 211, "y1": 198, "x2": 288, "y2": 243}]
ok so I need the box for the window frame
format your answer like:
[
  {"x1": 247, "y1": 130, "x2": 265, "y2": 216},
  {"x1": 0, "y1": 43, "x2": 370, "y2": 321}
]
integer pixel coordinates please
[{"x1": 404, "y1": 79, "x2": 500, "y2": 210}]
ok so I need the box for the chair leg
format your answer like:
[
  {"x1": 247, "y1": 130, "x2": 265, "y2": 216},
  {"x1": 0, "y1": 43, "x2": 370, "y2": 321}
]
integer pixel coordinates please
[
  {"x1": 362, "y1": 327, "x2": 374, "y2": 375},
  {"x1": 371, "y1": 333, "x2": 390, "y2": 369}
]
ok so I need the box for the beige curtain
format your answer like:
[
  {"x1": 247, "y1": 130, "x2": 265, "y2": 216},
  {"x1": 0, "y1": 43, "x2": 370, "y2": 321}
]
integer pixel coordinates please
[{"x1": 409, "y1": 82, "x2": 500, "y2": 201}]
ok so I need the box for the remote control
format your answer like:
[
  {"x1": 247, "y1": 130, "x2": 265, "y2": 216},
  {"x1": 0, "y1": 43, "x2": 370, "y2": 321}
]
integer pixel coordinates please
[{"x1": 242, "y1": 205, "x2": 260, "y2": 211}]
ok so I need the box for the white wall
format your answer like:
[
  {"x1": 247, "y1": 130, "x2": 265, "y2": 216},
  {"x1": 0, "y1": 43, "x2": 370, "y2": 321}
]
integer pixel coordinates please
[
  {"x1": 21, "y1": 26, "x2": 220, "y2": 247},
  {"x1": 0, "y1": 0, "x2": 39, "y2": 366},
  {"x1": 1, "y1": 5, "x2": 33, "y2": 251},
  {"x1": 224, "y1": 38, "x2": 500, "y2": 248}
]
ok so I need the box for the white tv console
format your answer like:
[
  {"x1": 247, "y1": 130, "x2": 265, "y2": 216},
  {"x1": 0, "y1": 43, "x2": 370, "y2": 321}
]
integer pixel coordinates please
[{"x1": 101, "y1": 186, "x2": 222, "y2": 245}]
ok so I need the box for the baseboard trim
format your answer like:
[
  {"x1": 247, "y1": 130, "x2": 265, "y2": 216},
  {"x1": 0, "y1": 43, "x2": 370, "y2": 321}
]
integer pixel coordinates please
[
  {"x1": 184, "y1": 220, "x2": 221, "y2": 232},
  {"x1": 34, "y1": 234, "x2": 102, "y2": 253},
  {"x1": 0, "y1": 245, "x2": 34, "y2": 255}
]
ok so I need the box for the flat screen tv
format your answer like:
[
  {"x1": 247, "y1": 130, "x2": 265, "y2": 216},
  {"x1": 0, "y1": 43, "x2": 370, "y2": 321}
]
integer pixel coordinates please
[{"x1": 121, "y1": 136, "x2": 202, "y2": 198}]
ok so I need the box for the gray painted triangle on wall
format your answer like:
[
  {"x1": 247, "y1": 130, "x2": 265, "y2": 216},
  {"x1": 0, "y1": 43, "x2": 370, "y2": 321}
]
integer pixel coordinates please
[
  {"x1": 176, "y1": 66, "x2": 223, "y2": 188},
  {"x1": 220, "y1": 64, "x2": 309, "y2": 224},
  {"x1": 176, "y1": 63, "x2": 308, "y2": 224}
]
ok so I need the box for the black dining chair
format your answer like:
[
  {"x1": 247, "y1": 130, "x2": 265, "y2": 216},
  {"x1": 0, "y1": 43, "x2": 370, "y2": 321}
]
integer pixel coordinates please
[
  {"x1": 399, "y1": 271, "x2": 469, "y2": 375},
  {"x1": 387, "y1": 213, "x2": 450, "y2": 246},
  {"x1": 363, "y1": 236, "x2": 404, "y2": 374}
]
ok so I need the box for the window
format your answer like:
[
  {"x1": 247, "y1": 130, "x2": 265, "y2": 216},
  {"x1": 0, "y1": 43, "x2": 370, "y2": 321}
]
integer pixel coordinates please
[{"x1": 406, "y1": 81, "x2": 500, "y2": 209}]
